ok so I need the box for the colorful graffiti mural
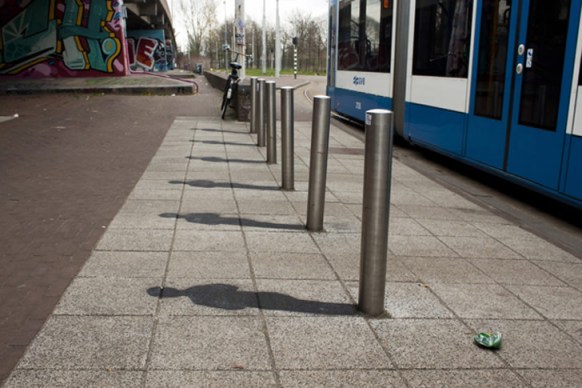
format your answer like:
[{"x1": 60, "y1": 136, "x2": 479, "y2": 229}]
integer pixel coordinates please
[
  {"x1": 0, "y1": 0, "x2": 127, "y2": 77},
  {"x1": 126, "y1": 29, "x2": 174, "y2": 72}
]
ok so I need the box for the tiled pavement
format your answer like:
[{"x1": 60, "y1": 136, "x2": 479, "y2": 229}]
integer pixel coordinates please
[{"x1": 4, "y1": 116, "x2": 582, "y2": 387}]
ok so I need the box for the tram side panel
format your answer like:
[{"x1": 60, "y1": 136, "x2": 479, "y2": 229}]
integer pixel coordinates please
[
  {"x1": 327, "y1": 0, "x2": 582, "y2": 208},
  {"x1": 327, "y1": 0, "x2": 396, "y2": 123},
  {"x1": 565, "y1": 71, "x2": 582, "y2": 200}
]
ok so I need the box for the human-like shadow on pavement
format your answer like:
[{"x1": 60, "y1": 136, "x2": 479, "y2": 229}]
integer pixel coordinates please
[
  {"x1": 147, "y1": 284, "x2": 356, "y2": 316},
  {"x1": 159, "y1": 212, "x2": 305, "y2": 230},
  {"x1": 168, "y1": 180, "x2": 280, "y2": 191}
]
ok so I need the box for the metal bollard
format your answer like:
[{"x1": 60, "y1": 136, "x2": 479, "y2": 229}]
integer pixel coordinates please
[
  {"x1": 306, "y1": 96, "x2": 331, "y2": 232},
  {"x1": 266, "y1": 81, "x2": 277, "y2": 164},
  {"x1": 257, "y1": 79, "x2": 266, "y2": 147},
  {"x1": 358, "y1": 109, "x2": 394, "y2": 317},
  {"x1": 281, "y1": 86, "x2": 294, "y2": 191},
  {"x1": 250, "y1": 77, "x2": 258, "y2": 134}
]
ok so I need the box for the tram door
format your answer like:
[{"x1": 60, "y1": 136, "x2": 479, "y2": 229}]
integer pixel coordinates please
[{"x1": 468, "y1": 0, "x2": 580, "y2": 189}]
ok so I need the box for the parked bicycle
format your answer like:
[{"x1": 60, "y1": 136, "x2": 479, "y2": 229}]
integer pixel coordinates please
[{"x1": 220, "y1": 48, "x2": 251, "y2": 119}]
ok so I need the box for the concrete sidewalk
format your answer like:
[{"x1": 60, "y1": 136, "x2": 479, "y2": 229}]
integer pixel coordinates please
[{"x1": 4, "y1": 116, "x2": 582, "y2": 387}]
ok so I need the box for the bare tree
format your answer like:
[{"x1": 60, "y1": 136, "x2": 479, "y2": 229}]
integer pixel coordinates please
[
  {"x1": 179, "y1": 0, "x2": 218, "y2": 56},
  {"x1": 288, "y1": 11, "x2": 327, "y2": 74}
]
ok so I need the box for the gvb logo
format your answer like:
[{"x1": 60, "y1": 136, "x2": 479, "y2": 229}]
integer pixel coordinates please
[{"x1": 353, "y1": 76, "x2": 365, "y2": 86}]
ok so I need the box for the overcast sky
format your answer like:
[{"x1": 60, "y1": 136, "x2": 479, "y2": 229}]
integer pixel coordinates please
[{"x1": 170, "y1": 0, "x2": 330, "y2": 50}]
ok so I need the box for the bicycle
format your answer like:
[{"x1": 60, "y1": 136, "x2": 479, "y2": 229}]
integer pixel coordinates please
[{"x1": 220, "y1": 48, "x2": 251, "y2": 119}]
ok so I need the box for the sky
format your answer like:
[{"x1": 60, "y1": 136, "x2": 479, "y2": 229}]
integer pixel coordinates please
[{"x1": 169, "y1": 0, "x2": 330, "y2": 51}]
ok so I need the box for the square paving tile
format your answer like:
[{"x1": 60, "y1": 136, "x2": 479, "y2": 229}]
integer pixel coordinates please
[
  {"x1": 401, "y1": 257, "x2": 494, "y2": 285},
  {"x1": 17, "y1": 316, "x2": 153, "y2": 369},
  {"x1": 237, "y1": 200, "x2": 297, "y2": 216},
  {"x1": 167, "y1": 251, "x2": 251, "y2": 279},
  {"x1": 150, "y1": 316, "x2": 271, "y2": 370},
  {"x1": 388, "y1": 218, "x2": 431, "y2": 236},
  {"x1": 401, "y1": 370, "x2": 525, "y2": 387},
  {"x1": 469, "y1": 259, "x2": 566, "y2": 286},
  {"x1": 533, "y1": 261, "x2": 582, "y2": 288},
  {"x1": 5, "y1": 370, "x2": 144, "y2": 388},
  {"x1": 311, "y1": 233, "x2": 361, "y2": 256},
  {"x1": 279, "y1": 370, "x2": 405, "y2": 387},
  {"x1": 518, "y1": 369, "x2": 582, "y2": 387},
  {"x1": 266, "y1": 316, "x2": 391, "y2": 369},
  {"x1": 466, "y1": 319, "x2": 582, "y2": 368},
  {"x1": 505, "y1": 285, "x2": 582, "y2": 319},
  {"x1": 108, "y1": 213, "x2": 177, "y2": 230},
  {"x1": 370, "y1": 319, "x2": 505, "y2": 369},
  {"x1": 326, "y1": 252, "x2": 417, "y2": 282},
  {"x1": 251, "y1": 252, "x2": 335, "y2": 280},
  {"x1": 173, "y1": 230, "x2": 246, "y2": 252},
  {"x1": 240, "y1": 215, "x2": 305, "y2": 232},
  {"x1": 347, "y1": 282, "x2": 454, "y2": 318},
  {"x1": 96, "y1": 229, "x2": 174, "y2": 252},
  {"x1": 429, "y1": 283, "x2": 542, "y2": 319},
  {"x1": 389, "y1": 236, "x2": 458, "y2": 257},
  {"x1": 416, "y1": 219, "x2": 486, "y2": 237},
  {"x1": 245, "y1": 231, "x2": 319, "y2": 253},
  {"x1": 397, "y1": 205, "x2": 461, "y2": 221},
  {"x1": 79, "y1": 251, "x2": 168, "y2": 278},
  {"x1": 54, "y1": 277, "x2": 160, "y2": 316},
  {"x1": 438, "y1": 236, "x2": 522, "y2": 259},
  {"x1": 174, "y1": 213, "x2": 242, "y2": 231},
  {"x1": 499, "y1": 237, "x2": 579, "y2": 262},
  {"x1": 256, "y1": 279, "x2": 355, "y2": 316},
  {"x1": 552, "y1": 320, "x2": 582, "y2": 345},
  {"x1": 474, "y1": 223, "x2": 538, "y2": 240},
  {"x1": 158, "y1": 279, "x2": 258, "y2": 316},
  {"x1": 145, "y1": 371, "x2": 276, "y2": 387}
]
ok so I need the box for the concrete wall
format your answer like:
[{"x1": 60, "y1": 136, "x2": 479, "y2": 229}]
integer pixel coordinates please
[{"x1": 0, "y1": 0, "x2": 129, "y2": 77}]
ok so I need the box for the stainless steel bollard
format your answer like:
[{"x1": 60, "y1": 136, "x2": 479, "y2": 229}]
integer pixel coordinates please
[
  {"x1": 257, "y1": 79, "x2": 266, "y2": 147},
  {"x1": 281, "y1": 86, "x2": 294, "y2": 191},
  {"x1": 250, "y1": 77, "x2": 258, "y2": 134},
  {"x1": 358, "y1": 109, "x2": 394, "y2": 317},
  {"x1": 266, "y1": 81, "x2": 277, "y2": 164},
  {"x1": 306, "y1": 96, "x2": 331, "y2": 232}
]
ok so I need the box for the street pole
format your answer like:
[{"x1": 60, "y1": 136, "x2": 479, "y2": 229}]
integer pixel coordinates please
[
  {"x1": 261, "y1": 0, "x2": 266, "y2": 75},
  {"x1": 275, "y1": 0, "x2": 281, "y2": 77},
  {"x1": 235, "y1": 0, "x2": 245, "y2": 79},
  {"x1": 224, "y1": 0, "x2": 228, "y2": 72}
]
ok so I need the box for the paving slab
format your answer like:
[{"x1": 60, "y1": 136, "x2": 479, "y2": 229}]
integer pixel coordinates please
[{"x1": 5, "y1": 116, "x2": 582, "y2": 386}]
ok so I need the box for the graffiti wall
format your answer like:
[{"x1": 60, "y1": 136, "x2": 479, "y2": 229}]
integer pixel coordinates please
[
  {"x1": 0, "y1": 0, "x2": 128, "y2": 77},
  {"x1": 126, "y1": 29, "x2": 174, "y2": 72}
]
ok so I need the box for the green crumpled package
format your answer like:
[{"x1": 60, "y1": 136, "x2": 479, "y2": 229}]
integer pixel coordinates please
[{"x1": 474, "y1": 331, "x2": 502, "y2": 349}]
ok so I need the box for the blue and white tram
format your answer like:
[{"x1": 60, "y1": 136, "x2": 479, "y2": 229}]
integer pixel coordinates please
[{"x1": 326, "y1": 0, "x2": 582, "y2": 208}]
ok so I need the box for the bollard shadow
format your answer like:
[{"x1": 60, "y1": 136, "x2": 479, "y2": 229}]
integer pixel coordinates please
[
  {"x1": 195, "y1": 128, "x2": 245, "y2": 135},
  {"x1": 160, "y1": 212, "x2": 305, "y2": 230},
  {"x1": 187, "y1": 156, "x2": 264, "y2": 164},
  {"x1": 192, "y1": 140, "x2": 255, "y2": 147},
  {"x1": 168, "y1": 180, "x2": 280, "y2": 191},
  {"x1": 147, "y1": 283, "x2": 357, "y2": 316}
]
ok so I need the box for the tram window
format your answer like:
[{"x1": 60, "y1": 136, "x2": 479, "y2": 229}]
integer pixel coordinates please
[
  {"x1": 413, "y1": 0, "x2": 473, "y2": 78},
  {"x1": 337, "y1": 0, "x2": 393, "y2": 73},
  {"x1": 474, "y1": 0, "x2": 510, "y2": 120}
]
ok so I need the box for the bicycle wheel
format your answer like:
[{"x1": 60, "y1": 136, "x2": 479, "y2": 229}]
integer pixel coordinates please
[{"x1": 220, "y1": 79, "x2": 232, "y2": 119}]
